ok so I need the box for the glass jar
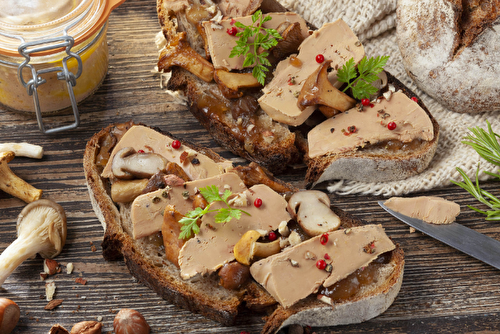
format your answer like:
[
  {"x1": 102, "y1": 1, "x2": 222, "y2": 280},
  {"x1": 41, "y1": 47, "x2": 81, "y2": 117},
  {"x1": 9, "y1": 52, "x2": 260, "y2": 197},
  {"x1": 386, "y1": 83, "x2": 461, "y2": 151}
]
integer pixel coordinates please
[{"x1": 0, "y1": 0, "x2": 125, "y2": 133}]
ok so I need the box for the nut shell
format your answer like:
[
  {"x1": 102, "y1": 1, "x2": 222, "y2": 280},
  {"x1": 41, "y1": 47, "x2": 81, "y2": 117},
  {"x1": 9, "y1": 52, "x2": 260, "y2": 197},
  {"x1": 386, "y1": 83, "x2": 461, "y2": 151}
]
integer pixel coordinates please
[
  {"x1": 113, "y1": 309, "x2": 150, "y2": 334},
  {"x1": 0, "y1": 298, "x2": 20, "y2": 334},
  {"x1": 70, "y1": 321, "x2": 102, "y2": 334}
]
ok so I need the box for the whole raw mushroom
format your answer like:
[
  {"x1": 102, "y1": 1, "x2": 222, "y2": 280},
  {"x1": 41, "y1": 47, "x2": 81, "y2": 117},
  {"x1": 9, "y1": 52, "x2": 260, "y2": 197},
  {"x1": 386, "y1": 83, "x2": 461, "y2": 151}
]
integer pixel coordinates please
[{"x1": 0, "y1": 199, "x2": 67, "y2": 286}]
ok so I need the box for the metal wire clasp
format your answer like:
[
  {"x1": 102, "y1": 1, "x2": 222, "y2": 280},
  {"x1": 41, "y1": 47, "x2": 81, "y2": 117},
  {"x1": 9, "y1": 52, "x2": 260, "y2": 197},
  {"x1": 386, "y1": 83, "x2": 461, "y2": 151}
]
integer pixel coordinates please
[{"x1": 17, "y1": 34, "x2": 82, "y2": 134}]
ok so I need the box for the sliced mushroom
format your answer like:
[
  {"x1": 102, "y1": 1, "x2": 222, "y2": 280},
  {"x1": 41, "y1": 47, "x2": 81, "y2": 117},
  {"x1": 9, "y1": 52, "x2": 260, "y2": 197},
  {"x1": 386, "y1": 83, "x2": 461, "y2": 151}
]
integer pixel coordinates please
[
  {"x1": 234, "y1": 230, "x2": 281, "y2": 265},
  {"x1": 0, "y1": 199, "x2": 66, "y2": 286},
  {"x1": 271, "y1": 22, "x2": 305, "y2": 60},
  {"x1": 161, "y1": 205, "x2": 187, "y2": 268},
  {"x1": 0, "y1": 151, "x2": 43, "y2": 203},
  {"x1": 233, "y1": 162, "x2": 298, "y2": 195},
  {"x1": 111, "y1": 179, "x2": 149, "y2": 203},
  {"x1": 287, "y1": 190, "x2": 340, "y2": 237},
  {"x1": 111, "y1": 147, "x2": 168, "y2": 180},
  {"x1": 297, "y1": 60, "x2": 356, "y2": 114},
  {"x1": 158, "y1": 32, "x2": 214, "y2": 83},
  {"x1": 214, "y1": 69, "x2": 261, "y2": 99}
]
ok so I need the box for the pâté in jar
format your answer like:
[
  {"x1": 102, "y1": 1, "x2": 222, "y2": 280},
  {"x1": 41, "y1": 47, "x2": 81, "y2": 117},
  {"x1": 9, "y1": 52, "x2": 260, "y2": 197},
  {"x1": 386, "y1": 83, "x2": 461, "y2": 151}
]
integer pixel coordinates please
[{"x1": 0, "y1": 0, "x2": 125, "y2": 133}]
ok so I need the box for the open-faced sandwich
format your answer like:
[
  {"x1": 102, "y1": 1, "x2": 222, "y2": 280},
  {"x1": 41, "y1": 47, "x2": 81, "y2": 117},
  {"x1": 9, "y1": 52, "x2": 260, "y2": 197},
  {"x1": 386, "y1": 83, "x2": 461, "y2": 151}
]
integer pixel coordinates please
[
  {"x1": 156, "y1": 0, "x2": 439, "y2": 186},
  {"x1": 83, "y1": 122, "x2": 404, "y2": 333}
]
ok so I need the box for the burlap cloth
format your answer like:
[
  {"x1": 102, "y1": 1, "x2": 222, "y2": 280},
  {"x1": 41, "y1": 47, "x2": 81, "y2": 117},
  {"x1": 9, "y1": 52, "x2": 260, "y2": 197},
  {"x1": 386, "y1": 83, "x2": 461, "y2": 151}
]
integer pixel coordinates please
[{"x1": 277, "y1": 0, "x2": 500, "y2": 196}]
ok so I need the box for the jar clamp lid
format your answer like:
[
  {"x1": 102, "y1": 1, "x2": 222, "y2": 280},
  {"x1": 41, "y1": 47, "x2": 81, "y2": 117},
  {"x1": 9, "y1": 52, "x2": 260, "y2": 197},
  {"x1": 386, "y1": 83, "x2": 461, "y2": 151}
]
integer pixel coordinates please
[{"x1": 0, "y1": 0, "x2": 126, "y2": 134}]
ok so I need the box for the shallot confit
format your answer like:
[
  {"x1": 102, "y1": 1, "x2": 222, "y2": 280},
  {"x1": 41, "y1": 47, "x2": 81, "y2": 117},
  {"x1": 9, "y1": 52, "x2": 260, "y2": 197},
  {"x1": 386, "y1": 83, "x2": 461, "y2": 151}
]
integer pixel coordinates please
[{"x1": 0, "y1": 200, "x2": 67, "y2": 286}]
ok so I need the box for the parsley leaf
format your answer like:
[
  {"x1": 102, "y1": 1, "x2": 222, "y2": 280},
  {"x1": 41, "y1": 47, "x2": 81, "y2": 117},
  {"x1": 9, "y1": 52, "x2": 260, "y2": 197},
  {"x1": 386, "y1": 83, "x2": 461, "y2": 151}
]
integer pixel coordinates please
[
  {"x1": 178, "y1": 186, "x2": 251, "y2": 239},
  {"x1": 229, "y1": 10, "x2": 282, "y2": 85},
  {"x1": 337, "y1": 55, "x2": 390, "y2": 100}
]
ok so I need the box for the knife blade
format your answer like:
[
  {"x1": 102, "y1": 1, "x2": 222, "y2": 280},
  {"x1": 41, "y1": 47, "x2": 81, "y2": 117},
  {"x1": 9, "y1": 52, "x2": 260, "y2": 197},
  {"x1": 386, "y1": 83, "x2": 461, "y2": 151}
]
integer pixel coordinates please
[{"x1": 378, "y1": 201, "x2": 500, "y2": 270}]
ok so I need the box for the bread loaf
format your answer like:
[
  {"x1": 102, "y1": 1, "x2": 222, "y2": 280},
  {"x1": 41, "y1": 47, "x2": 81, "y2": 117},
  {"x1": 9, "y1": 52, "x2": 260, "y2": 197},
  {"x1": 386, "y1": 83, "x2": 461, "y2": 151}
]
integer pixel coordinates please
[{"x1": 396, "y1": 0, "x2": 500, "y2": 114}]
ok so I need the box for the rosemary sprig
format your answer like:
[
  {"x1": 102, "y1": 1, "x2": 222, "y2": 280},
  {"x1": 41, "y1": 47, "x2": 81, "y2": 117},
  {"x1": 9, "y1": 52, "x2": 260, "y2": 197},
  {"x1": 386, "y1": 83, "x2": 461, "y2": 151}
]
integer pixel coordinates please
[
  {"x1": 450, "y1": 121, "x2": 500, "y2": 220},
  {"x1": 229, "y1": 10, "x2": 282, "y2": 85},
  {"x1": 178, "y1": 185, "x2": 250, "y2": 239}
]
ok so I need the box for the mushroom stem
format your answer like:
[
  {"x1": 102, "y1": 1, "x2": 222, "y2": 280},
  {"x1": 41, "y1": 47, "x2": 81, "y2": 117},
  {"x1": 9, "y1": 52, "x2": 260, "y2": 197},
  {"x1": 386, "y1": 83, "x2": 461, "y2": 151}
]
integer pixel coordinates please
[
  {"x1": 0, "y1": 236, "x2": 43, "y2": 286},
  {"x1": 0, "y1": 143, "x2": 44, "y2": 159},
  {"x1": 0, "y1": 200, "x2": 66, "y2": 287},
  {"x1": 0, "y1": 151, "x2": 43, "y2": 203}
]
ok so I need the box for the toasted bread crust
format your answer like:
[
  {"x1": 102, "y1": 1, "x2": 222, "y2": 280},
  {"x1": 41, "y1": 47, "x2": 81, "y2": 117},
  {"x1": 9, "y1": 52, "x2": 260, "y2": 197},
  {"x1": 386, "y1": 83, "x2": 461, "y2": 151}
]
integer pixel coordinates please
[
  {"x1": 84, "y1": 122, "x2": 405, "y2": 332},
  {"x1": 305, "y1": 72, "x2": 440, "y2": 186}
]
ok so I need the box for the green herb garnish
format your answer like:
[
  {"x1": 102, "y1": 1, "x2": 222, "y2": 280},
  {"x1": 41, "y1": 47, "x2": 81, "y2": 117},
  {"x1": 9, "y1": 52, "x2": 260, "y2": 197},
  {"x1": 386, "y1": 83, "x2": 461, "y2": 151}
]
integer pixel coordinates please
[
  {"x1": 229, "y1": 10, "x2": 282, "y2": 85},
  {"x1": 337, "y1": 55, "x2": 390, "y2": 100},
  {"x1": 178, "y1": 185, "x2": 251, "y2": 239},
  {"x1": 450, "y1": 121, "x2": 500, "y2": 220}
]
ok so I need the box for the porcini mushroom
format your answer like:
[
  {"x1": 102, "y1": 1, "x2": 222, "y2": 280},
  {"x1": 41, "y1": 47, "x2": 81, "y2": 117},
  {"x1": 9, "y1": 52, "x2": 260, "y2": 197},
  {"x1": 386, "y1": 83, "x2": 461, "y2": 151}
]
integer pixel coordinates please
[
  {"x1": 234, "y1": 230, "x2": 281, "y2": 265},
  {"x1": 111, "y1": 147, "x2": 168, "y2": 180},
  {"x1": 0, "y1": 199, "x2": 67, "y2": 286},
  {"x1": 287, "y1": 190, "x2": 340, "y2": 237},
  {"x1": 0, "y1": 143, "x2": 43, "y2": 159},
  {"x1": 158, "y1": 32, "x2": 214, "y2": 83},
  {"x1": 297, "y1": 60, "x2": 356, "y2": 115},
  {"x1": 271, "y1": 22, "x2": 305, "y2": 60},
  {"x1": 0, "y1": 151, "x2": 43, "y2": 203},
  {"x1": 214, "y1": 69, "x2": 261, "y2": 99},
  {"x1": 0, "y1": 298, "x2": 20, "y2": 334}
]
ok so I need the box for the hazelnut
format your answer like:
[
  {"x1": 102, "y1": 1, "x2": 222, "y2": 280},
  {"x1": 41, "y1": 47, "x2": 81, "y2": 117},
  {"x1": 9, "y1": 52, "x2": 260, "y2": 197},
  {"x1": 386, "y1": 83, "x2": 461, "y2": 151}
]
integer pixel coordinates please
[
  {"x1": 113, "y1": 309, "x2": 150, "y2": 334},
  {"x1": 70, "y1": 321, "x2": 102, "y2": 334}
]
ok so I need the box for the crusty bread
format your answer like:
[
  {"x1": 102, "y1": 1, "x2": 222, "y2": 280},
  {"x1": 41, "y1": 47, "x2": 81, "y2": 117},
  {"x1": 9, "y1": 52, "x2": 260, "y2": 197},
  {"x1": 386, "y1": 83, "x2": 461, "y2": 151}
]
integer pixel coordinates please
[
  {"x1": 304, "y1": 72, "x2": 440, "y2": 187},
  {"x1": 396, "y1": 0, "x2": 500, "y2": 114},
  {"x1": 83, "y1": 122, "x2": 404, "y2": 333},
  {"x1": 157, "y1": 0, "x2": 439, "y2": 185}
]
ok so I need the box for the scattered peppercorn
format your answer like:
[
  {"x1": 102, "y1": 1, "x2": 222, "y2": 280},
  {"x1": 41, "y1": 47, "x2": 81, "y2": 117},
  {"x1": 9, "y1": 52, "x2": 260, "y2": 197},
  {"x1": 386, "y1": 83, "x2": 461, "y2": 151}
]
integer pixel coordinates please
[
  {"x1": 316, "y1": 259, "x2": 327, "y2": 270},
  {"x1": 320, "y1": 233, "x2": 329, "y2": 245},
  {"x1": 254, "y1": 198, "x2": 263, "y2": 208},
  {"x1": 348, "y1": 125, "x2": 357, "y2": 134},
  {"x1": 171, "y1": 140, "x2": 181, "y2": 149},
  {"x1": 361, "y1": 98, "x2": 370, "y2": 106},
  {"x1": 387, "y1": 121, "x2": 397, "y2": 130},
  {"x1": 227, "y1": 27, "x2": 237, "y2": 36},
  {"x1": 268, "y1": 231, "x2": 277, "y2": 241},
  {"x1": 324, "y1": 253, "x2": 331, "y2": 260},
  {"x1": 315, "y1": 54, "x2": 325, "y2": 63},
  {"x1": 138, "y1": 149, "x2": 145, "y2": 153},
  {"x1": 411, "y1": 97, "x2": 418, "y2": 102}
]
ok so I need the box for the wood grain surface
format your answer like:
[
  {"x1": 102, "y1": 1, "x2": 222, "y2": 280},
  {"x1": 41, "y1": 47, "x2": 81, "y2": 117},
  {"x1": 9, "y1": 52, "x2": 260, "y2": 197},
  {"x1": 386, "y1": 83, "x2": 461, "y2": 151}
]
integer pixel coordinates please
[{"x1": 1, "y1": 0, "x2": 500, "y2": 333}]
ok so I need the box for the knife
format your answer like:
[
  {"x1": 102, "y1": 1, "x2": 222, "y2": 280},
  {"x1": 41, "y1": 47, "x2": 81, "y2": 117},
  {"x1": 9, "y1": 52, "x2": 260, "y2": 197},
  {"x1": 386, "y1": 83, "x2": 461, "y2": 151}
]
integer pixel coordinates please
[{"x1": 378, "y1": 201, "x2": 500, "y2": 270}]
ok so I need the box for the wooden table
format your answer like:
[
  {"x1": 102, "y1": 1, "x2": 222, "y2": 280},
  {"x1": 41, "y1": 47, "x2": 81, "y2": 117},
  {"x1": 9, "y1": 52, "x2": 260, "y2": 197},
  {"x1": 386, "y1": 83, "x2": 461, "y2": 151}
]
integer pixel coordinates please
[{"x1": 1, "y1": 1, "x2": 500, "y2": 333}]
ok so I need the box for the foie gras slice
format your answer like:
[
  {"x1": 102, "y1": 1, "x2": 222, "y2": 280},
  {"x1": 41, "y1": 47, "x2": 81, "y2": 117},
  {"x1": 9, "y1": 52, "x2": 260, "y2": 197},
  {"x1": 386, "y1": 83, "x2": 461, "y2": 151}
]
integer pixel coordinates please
[
  {"x1": 131, "y1": 172, "x2": 246, "y2": 239},
  {"x1": 307, "y1": 91, "x2": 435, "y2": 158},
  {"x1": 178, "y1": 184, "x2": 291, "y2": 279},
  {"x1": 258, "y1": 19, "x2": 364, "y2": 126},
  {"x1": 250, "y1": 224, "x2": 395, "y2": 308},
  {"x1": 101, "y1": 125, "x2": 232, "y2": 181},
  {"x1": 384, "y1": 196, "x2": 460, "y2": 225},
  {"x1": 202, "y1": 12, "x2": 309, "y2": 71}
]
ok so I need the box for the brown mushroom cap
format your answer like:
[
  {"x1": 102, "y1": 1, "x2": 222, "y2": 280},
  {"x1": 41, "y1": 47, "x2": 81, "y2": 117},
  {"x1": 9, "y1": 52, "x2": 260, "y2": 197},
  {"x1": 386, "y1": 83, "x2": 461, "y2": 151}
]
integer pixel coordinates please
[
  {"x1": 287, "y1": 190, "x2": 340, "y2": 237},
  {"x1": 17, "y1": 199, "x2": 67, "y2": 258},
  {"x1": 111, "y1": 147, "x2": 168, "y2": 180},
  {"x1": 297, "y1": 60, "x2": 356, "y2": 114}
]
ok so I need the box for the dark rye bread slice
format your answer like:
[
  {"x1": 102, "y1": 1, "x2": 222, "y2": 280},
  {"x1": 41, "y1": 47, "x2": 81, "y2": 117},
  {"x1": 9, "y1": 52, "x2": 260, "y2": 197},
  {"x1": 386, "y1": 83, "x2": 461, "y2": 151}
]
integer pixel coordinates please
[
  {"x1": 305, "y1": 72, "x2": 440, "y2": 187},
  {"x1": 83, "y1": 122, "x2": 404, "y2": 332},
  {"x1": 157, "y1": 0, "x2": 301, "y2": 174}
]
